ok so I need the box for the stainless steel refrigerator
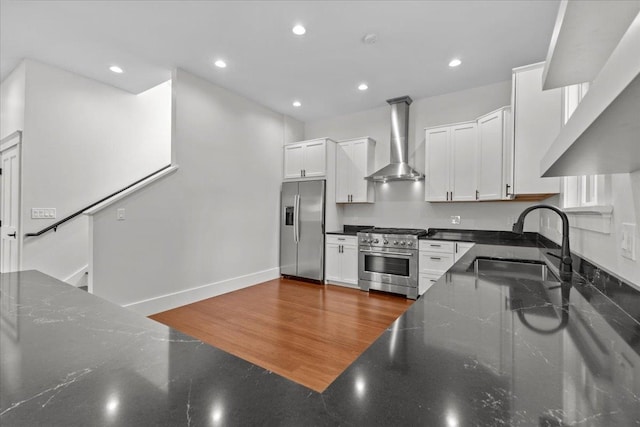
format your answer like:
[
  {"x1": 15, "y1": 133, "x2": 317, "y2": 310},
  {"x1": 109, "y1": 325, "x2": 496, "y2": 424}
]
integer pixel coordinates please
[{"x1": 280, "y1": 180, "x2": 325, "y2": 281}]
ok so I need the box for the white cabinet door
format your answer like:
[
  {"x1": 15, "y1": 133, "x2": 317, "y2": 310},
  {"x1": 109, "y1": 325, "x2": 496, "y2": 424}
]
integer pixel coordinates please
[
  {"x1": 341, "y1": 245, "x2": 358, "y2": 285},
  {"x1": 425, "y1": 127, "x2": 450, "y2": 202},
  {"x1": 512, "y1": 64, "x2": 561, "y2": 195},
  {"x1": 335, "y1": 143, "x2": 351, "y2": 203},
  {"x1": 302, "y1": 140, "x2": 326, "y2": 177},
  {"x1": 450, "y1": 123, "x2": 477, "y2": 201},
  {"x1": 477, "y1": 110, "x2": 505, "y2": 200},
  {"x1": 335, "y1": 138, "x2": 375, "y2": 204},
  {"x1": 454, "y1": 242, "x2": 475, "y2": 262},
  {"x1": 349, "y1": 139, "x2": 370, "y2": 202},
  {"x1": 284, "y1": 144, "x2": 304, "y2": 179},
  {"x1": 325, "y1": 243, "x2": 341, "y2": 282}
]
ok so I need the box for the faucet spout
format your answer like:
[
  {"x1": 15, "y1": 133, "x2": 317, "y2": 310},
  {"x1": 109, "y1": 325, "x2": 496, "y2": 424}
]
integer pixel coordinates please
[{"x1": 512, "y1": 204, "x2": 573, "y2": 281}]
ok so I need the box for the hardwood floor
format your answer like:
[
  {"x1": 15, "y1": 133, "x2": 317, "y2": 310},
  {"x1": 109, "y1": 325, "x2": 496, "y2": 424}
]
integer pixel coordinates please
[{"x1": 149, "y1": 278, "x2": 413, "y2": 392}]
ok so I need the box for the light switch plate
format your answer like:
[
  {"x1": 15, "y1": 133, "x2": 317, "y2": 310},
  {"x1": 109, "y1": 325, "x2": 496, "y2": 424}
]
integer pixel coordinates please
[
  {"x1": 117, "y1": 208, "x2": 126, "y2": 221},
  {"x1": 621, "y1": 223, "x2": 636, "y2": 261},
  {"x1": 450, "y1": 216, "x2": 461, "y2": 225},
  {"x1": 31, "y1": 208, "x2": 56, "y2": 219}
]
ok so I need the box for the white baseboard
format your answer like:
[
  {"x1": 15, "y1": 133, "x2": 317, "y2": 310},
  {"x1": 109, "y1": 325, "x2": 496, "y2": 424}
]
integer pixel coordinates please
[
  {"x1": 64, "y1": 264, "x2": 89, "y2": 286},
  {"x1": 123, "y1": 267, "x2": 280, "y2": 316}
]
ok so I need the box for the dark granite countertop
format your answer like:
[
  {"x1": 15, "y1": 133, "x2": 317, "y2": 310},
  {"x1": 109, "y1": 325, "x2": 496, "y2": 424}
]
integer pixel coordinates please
[
  {"x1": 326, "y1": 224, "x2": 373, "y2": 236},
  {"x1": 2, "y1": 243, "x2": 640, "y2": 425},
  {"x1": 421, "y1": 228, "x2": 554, "y2": 247}
]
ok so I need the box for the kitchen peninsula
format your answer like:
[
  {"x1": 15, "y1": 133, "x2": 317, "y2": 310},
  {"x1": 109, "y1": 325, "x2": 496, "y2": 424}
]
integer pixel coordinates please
[{"x1": 2, "y1": 235, "x2": 639, "y2": 426}]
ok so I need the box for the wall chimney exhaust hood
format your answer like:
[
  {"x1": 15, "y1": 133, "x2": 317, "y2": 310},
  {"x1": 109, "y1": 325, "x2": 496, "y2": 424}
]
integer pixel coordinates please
[{"x1": 365, "y1": 96, "x2": 424, "y2": 182}]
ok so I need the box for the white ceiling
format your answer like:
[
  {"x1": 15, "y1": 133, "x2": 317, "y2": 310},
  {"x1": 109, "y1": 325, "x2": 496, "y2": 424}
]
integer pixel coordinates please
[{"x1": 0, "y1": 0, "x2": 560, "y2": 122}]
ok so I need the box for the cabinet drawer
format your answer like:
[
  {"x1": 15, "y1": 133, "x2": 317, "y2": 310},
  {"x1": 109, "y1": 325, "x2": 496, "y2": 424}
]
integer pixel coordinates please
[
  {"x1": 419, "y1": 240, "x2": 454, "y2": 253},
  {"x1": 419, "y1": 252, "x2": 454, "y2": 273},
  {"x1": 419, "y1": 272, "x2": 442, "y2": 295},
  {"x1": 326, "y1": 235, "x2": 357, "y2": 246}
]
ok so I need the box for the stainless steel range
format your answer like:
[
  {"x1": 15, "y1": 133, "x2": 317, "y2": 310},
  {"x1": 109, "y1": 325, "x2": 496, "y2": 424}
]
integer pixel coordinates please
[{"x1": 357, "y1": 228, "x2": 427, "y2": 299}]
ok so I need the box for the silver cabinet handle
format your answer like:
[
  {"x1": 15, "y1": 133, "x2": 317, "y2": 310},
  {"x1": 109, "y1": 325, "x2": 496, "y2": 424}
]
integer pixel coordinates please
[
  {"x1": 7, "y1": 232, "x2": 16, "y2": 238},
  {"x1": 430, "y1": 257, "x2": 441, "y2": 260},
  {"x1": 429, "y1": 244, "x2": 441, "y2": 247}
]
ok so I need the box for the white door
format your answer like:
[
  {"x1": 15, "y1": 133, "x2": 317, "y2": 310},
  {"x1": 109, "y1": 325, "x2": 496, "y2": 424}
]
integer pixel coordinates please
[
  {"x1": 284, "y1": 144, "x2": 304, "y2": 179},
  {"x1": 349, "y1": 140, "x2": 369, "y2": 202},
  {"x1": 450, "y1": 123, "x2": 477, "y2": 201},
  {"x1": 302, "y1": 141, "x2": 326, "y2": 177},
  {"x1": 425, "y1": 127, "x2": 450, "y2": 202},
  {"x1": 341, "y1": 245, "x2": 358, "y2": 285},
  {"x1": 1, "y1": 141, "x2": 21, "y2": 273},
  {"x1": 477, "y1": 111, "x2": 504, "y2": 200},
  {"x1": 325, "y1": 243, "x2": 341, "y2": 282},
  {"x1": 335, "y1": 143, "x2": 351, "y2": 203}
]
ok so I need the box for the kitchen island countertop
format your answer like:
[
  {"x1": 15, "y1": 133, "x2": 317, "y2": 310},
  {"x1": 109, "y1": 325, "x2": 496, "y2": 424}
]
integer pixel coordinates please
[{"x1": 2, "y1": 242, "x2": 639, "y2": 426}]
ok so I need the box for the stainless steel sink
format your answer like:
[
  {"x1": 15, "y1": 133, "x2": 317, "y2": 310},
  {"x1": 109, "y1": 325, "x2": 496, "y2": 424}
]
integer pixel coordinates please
[{"x1": 472, "y1": 258, "x2": 559, "y2": 282}]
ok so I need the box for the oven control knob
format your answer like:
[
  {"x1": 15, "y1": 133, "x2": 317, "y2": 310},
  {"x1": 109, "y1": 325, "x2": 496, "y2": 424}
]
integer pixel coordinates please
[
  {"x1": 393, "y1": 241, "x2": 399, "y2": 245},
  {"x1": 383, "y1": 240, "x2": 389, "y2": 245},
  {"x1": 400, "y1": 241, "x2": 406, "y2": 246},
  {"x1": 407, "y1": 241, "x2": 414, "y2": 247},
  {"x1": 373, "y1": 239, "x2": 379, "y2": 244}
]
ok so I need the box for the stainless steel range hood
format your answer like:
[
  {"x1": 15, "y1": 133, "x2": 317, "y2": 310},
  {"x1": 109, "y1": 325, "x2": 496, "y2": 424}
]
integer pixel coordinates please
[{"x1": 365, "y1": 96, "x2": 424, "y2": 182}]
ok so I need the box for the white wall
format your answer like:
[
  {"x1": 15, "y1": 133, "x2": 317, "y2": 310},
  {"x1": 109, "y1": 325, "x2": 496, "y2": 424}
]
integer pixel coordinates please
[
  {"x1": 305, "y1": 81, "x2": 540, "y2": 231},
  {"x1": 10, "y1": 60, "x2": 171, "y2": 281},
  {"x1": 541, "y1": 172, "x2": 640, "y2": 288},
  {"x1": 0, "y1": 61, "x2": 26, "y2": 139},
  {"x1": 91, "y1": 69, "x2": 302, "y2": 314}
]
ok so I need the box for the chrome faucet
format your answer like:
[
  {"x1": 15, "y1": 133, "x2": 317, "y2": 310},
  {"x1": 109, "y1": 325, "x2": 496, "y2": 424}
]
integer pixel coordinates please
[{"x1": 512, "y1": 204, "x2": 573, "y2": 281}]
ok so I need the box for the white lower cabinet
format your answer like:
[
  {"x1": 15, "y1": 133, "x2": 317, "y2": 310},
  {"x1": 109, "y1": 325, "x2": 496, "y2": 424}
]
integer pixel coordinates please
[
  {"x1": 418, "y1": 240, "x2": 475, "y2": 295},
  {"x1": 325, "y1": 235, "x2": 358, "y2": 287},
  {"x1": 454, "y1": 242, "x2": 475, "y2": 262}
]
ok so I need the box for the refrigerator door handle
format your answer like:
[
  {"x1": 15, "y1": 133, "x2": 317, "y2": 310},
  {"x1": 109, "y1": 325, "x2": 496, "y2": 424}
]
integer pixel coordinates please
[{"x1": 294, "y1": 194, "x2": 300, "y2": 243}]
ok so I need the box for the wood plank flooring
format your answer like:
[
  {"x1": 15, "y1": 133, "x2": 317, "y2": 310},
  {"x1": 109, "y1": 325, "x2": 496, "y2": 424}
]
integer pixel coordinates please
[{"x1": 149, "y1": 278, "x2": 413, "y2": 392}]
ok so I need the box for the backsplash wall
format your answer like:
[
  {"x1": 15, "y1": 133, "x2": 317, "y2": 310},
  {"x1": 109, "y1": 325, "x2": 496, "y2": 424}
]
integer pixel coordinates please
[
  {"x1": 540, "y1": 172, "x2": 640, "y2": 288},
  {"x1": 305, "y1": 80, "x2": 540, "y2": 233}
]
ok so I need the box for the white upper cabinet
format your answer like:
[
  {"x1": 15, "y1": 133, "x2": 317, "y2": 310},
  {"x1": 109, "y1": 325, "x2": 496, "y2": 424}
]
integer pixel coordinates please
[
  {"x1": 450, "y1": 123, "x2": 477, "y2": 201},
  {"x1": 301, "y1": 140, "x2": 326, "y2": 177},
  {"x1": 284, "y1": 144, "x2": 304, "y2": 179},
  {"x1": 425, "y1": 127, "x2": 450, "y2": 202},
  {"x1": 511, "y1": 63, "x2": 561, "y2": 196},
  {"x1": 425, "y1": 123, "x2": 477, "y2": 202},
  {"x1": 335, "y1": 137, "x2": 375, "y2": 203},
  {"x1": 477, "y1": 107, "x2": 512, "y2": 200},
  {"x1": 283, "y1": 138, "x2": 328, "y2": 179}
]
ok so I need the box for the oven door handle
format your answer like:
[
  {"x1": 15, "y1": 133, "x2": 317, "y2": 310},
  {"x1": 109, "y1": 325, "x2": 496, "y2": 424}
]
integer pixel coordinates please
[{"x1": 359, "y1": 249, "x2": 414, "y2": 257}]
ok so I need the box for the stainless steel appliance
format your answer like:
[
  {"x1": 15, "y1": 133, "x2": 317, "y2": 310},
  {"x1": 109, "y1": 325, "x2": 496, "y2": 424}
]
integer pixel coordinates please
[
  {"x1": 280, "y1": 180, "x2": 325, "y2": 282},
  {"x1": 358, "y1": 228, "x2": 427, "y2": 299},
  {"x1": 365, "y1": 96, "x2": 424, "y2": 182}
]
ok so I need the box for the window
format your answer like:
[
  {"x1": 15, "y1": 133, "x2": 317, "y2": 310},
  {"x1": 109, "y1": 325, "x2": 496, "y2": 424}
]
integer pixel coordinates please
[
  {"x1": 558, "y1": 82, "x2": 612, "y2": 233},
  {"x1": 562, "y1": 175, "x2": 609, "y2": 209}
]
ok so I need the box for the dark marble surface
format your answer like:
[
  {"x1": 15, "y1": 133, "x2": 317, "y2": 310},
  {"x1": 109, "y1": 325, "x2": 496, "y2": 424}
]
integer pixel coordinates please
[
  {"x1": 421, "y1": 228, "x2": 557, "y2": 247},
  {"x1": 326, "y1": 224, "x2": 373, "y2": 236},
  {"x1": 3, "y1": 242, "x2": 640, "y2": 425}
]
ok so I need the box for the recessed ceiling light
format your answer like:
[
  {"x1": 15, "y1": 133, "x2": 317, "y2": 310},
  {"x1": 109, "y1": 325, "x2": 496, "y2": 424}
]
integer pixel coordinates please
[
  {"x1": 214, "y1": 59, "x2": 227, "y2": 68},
  {"x1": 449, "y1": 58, "x2": 462, "y2": 67},
  {"x1": 292, "y1": 101, "x2": 302, "y2": 107},
  {"x1": 292, "y1": 25, "x2": 306, "y2": 36},
  {"x1": 109, "y1": 65, "x2": 123, "y2": 74},
  {"x1": 358, "y1": 83, "x2": 369, "y2": 91}
]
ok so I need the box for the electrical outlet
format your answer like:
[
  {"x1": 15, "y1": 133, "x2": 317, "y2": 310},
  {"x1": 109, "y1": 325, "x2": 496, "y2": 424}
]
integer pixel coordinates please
[
  {"x1": 117, "y1": 208, "x2": 126, "y2": 221},
  {"x1": 621, "y1": 223, "x2": 636, "y2": 261},
  {"x1": 31, "y1": 208, "x2": 56, "y2": 219},
  {"x1": 450, "y1": 216, "x2": 461, "y2": 225}
]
